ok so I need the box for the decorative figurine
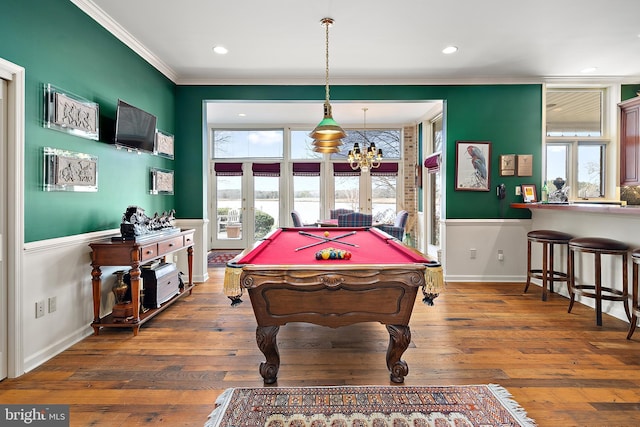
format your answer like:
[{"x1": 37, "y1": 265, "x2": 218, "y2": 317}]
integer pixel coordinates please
[{"x1": 118, "y1": 206, "x2": 177, "y2": 239}]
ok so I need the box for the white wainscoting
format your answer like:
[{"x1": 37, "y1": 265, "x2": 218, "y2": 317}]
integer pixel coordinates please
[
  {"x1": 174, "y1": 219, "x2": 209, "y2": 284},
  {"x1": 442, "y1": 218, "x2": 531, "y2": 282},
  {"x1": 20, "y1": 220, "x2": 208, "y2": 373}
]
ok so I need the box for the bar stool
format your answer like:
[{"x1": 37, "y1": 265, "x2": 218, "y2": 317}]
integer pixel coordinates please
[
  {"x1": 568, "y1": 237, "x2": 631, "y2": 326},
  {"x1": 524, "y1": 230, "x2": 573, "y2": 301},
  {"x1": 627, "y1": 249, "x2": 640, "y2": 339}
]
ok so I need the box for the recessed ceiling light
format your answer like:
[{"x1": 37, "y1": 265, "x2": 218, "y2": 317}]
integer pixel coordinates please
[
  {"x1": 442, "y1": 46, "x2": 458, "y2": 54},
  {"x1": 238, "y1": 113, "x2": 246, "y2": 117},
  {"x1": 580, "y1": 67, "x2": 597, "y2": 73},
  {"x1": 213, "y1": 46, "x2": 228, "y2": 55}
]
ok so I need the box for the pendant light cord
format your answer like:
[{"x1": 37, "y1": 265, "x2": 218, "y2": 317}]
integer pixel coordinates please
[{"x1": 323, "y1": 19, "x2": 331, "y2": 103}]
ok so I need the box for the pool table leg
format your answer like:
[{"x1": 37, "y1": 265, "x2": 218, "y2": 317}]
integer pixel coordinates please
[
  {"x1": 386, "y1": 324, "x2": 411, "y2": 383},
  {"x1": 256, "y1": 325, "x2": 280, "y2": 384}
]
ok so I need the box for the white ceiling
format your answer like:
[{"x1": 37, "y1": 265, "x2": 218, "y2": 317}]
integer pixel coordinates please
[{"x1": 75, "y1": 0, "x2": 640, "y2": 125}]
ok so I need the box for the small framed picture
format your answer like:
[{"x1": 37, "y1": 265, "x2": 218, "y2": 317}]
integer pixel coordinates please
[
  {"x1": 517, "y1": 154, "x2": 533, "y2": 176},
  {"x1": 499, "y1": 154, "x2": 516, "y2": 176},
  {"x1": 155, "y1": 130, "x2": 174, "y2": 159},
  {"x1": 521, "y1": 184, "x2": 537, "y2": 203},
  {"x1": 150, "y1": 168, "x2": 174, "y2": 195}
]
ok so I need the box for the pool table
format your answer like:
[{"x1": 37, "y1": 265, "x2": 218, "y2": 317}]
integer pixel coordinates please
[{"x1": 224, "y1": 226, "x2": 443, "y2": 384}]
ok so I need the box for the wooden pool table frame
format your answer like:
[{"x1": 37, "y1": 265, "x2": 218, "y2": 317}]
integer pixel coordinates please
[{"x1": 234, "y1": 227, "x2": 435, "y2": 384}]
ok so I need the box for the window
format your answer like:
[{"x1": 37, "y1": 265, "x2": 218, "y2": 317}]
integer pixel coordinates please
[
  {"x1": 546, "y1": 91, "x2": 603, "y2": 137},
  {"x1": 331, "y1": 128, "x2": 402, "y2": 161},
  {"x1": 371, "y1": 164, "x2": 399, "y2": 222},
  {"x1": 545, "y1": 89, "x2": 608, "y2": 199},
  {"x1": 333, "y1": 164, "x2": 360, "y2": 212},
  {"x1": 290, "y1": 130, "x2": 322, "y2": 160},
  {"x1": 212, "y1": 129, "x2": 284, "y2": 158}
]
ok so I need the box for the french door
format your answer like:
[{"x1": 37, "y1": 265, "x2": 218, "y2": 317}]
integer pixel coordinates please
[{"x1": 210, "y1": 162, "x2": 281, "y2": 250}]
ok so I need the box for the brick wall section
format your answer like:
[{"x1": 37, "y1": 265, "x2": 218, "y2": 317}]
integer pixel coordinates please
[{"x1": 403, "y1": 125, "x2": 417, "y2": 242}]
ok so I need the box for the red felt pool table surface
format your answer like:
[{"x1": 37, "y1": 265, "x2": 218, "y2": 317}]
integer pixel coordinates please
[{"x1": 235, "y1": 226, "x2": 433, "y2": 266}]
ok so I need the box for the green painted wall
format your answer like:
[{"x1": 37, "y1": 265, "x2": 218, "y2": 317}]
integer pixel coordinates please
[
  {"x1": 2, "y1": 0, "x2": 176, "y2": 242},
  {"x1": 3, "y1": 0, "x2": 542, "y2": 243},
  {"x1": 175, "y1": 84, "x2": 541, "y2": 220},
  {"x1": 622, "y1": 85, "x2": 640, "y2": 102}
]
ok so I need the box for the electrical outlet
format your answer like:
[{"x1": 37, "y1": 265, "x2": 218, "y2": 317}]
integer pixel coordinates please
[
  {"x1": 515, "y1": 186, "x2": 521, "y2": 195},
  {"x1": 48, "y1": 296, "x2": 57, "y2": 313},
  {"x1": 35, "y1": 300, "x2": 45, "y2": 318},
  {"x1": 470, "y1": 248, "x2": 477, "y2": 259}
]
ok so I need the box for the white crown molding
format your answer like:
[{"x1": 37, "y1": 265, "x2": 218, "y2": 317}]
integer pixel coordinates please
[
  {"x1": 175, "y1": 76, "x2": 640, "y2": 87},
  {"x1": 70, "y1": 0, "x2": 178, "y2": 83},
  {"x1": 175, "y1": 76, "x2": 549, "y2": 86}
]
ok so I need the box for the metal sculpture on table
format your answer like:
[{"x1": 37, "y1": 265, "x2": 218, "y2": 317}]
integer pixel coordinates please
[{"x1": 118, "y1": 206, "x2": 177, "y2": 239}]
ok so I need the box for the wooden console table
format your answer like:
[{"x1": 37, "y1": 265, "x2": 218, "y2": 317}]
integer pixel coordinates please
[{"x1": 89, "y1": 228, "x2": 195, "y2": 335}]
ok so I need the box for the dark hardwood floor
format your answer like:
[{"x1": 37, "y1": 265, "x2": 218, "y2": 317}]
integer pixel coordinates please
[{"x1": 1, "y1": 268, "x2": 640, "y2": 426}]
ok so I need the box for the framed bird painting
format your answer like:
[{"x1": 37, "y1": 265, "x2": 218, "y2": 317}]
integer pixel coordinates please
[{"x1": 455, "y1": 141, "x2": 491, "y2": 191}]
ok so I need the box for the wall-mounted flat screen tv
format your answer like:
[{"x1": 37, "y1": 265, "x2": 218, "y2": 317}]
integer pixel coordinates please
[{"x1": 114, "y1": 99, "x2": 157, "y2": 153}]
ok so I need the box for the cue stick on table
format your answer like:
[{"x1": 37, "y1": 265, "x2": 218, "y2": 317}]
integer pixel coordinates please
[
  {"x1": 297, "y1": 230, "x2": 359, "y2": 247},
  {"x1": 295, "y1": 231, "x2": 358, "y2": 251}
]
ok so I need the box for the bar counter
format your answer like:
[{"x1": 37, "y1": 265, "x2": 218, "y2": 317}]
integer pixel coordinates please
[
  {"x1": 511, "y1": 202, "x2": 640, "y2": 216},
  {"x1": 511, "y1": 201, "x2": 640, "y2": 324}
]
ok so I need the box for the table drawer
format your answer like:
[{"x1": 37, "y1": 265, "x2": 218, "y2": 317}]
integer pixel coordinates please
[
  {"x1": 140, "y1": 243, "x2": 159, "y2": 262},
  {"x1": 158, "y1": 236, "x2": 184, "y2": 255},
  {"x1": 183, "y1": 232, "x2": 194, "y2": 247}
]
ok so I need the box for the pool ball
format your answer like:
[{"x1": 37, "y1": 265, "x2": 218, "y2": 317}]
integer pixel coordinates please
[{"x1": 324, "y1": 231, "x2": 330, "y2": 237}]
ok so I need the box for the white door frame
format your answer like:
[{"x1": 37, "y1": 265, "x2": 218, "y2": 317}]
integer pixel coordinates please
[{"x1": 0, "y1": 57, "x2": 25, "y2": 378}]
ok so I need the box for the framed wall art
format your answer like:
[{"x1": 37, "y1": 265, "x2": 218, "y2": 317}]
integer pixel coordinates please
[
  {"x1": 455, "y1": 141, "x2": 491, "y2": 191},
  {"x1": 43, "y1": 147, "x2": 98, "y2": 192},
  {"x1": 499, "y1": 154, "x2": 516, "y2": 176},
  {"x1": 155, "y1": 130, "x2": 174, "y2": 159},
  {"x1": 517, "y1": 154, "x2": 533, "y2": 176},
  {"x1": 150, "y1": 168, "x2": 174, "y2": 195},
  {"x1": 43, "y1": 84, "x2": 99, "y2": 140},
  {"x1": 521, "y1": 184, "x2": 537, "y2": 203}
]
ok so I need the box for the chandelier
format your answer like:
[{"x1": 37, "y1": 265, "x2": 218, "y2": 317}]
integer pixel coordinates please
[
  {"x1": 310, "y1": 17, "x2": 345, "y2": 153},
  {"x1": 348, "y1": 107, "x2": 383, "y2": 172}
]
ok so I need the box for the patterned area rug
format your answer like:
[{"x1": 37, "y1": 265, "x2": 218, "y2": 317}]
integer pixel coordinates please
[
  {"x1": 207, "y1": 250, "x2": 242, "y2": 268},
  {"x1": 205, "y1": 385, "x2": 537, "y2": 427}
]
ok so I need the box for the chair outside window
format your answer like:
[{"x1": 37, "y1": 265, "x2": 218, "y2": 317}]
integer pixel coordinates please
[
  {"x1": 330, "y1": 208, "x2": 354, "y2": 219},
  {"x1": 375, "y1": 210, "x2": 409, "y2": 240},
  {"x1": 218, "y1": 208, "x2": 240, "y2": 233},
  {"x1": 338, "y1": 212, "x2": 372, "y2": 227}
]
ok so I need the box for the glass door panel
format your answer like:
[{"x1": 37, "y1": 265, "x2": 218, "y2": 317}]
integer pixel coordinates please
[
  {"x1": 254, "y1": 176, "x2": 279, "y2": 240},
  {"x1": 293, "y1": 175, "x2": 320, "y2": 225},
  {"x1": 372, "y1": 175, "x2": 397, "y2": 222},
  {"x1": 334, "y1": 175, "x2": 360, "y2": 212},
  {"x1": 215, "y1": 175, "x2": 243, "y2": 243}
]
